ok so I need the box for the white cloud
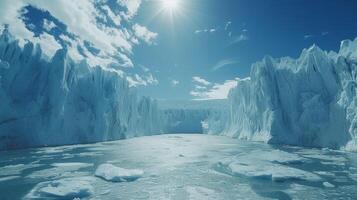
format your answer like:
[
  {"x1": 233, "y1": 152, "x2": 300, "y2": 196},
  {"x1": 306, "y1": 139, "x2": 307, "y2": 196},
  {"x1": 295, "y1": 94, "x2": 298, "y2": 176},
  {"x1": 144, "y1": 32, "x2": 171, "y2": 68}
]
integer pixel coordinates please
[
  {"x1": 139, "y1": 64, "x2": 150, "y2": 72},
  {"x1": 126, "y1": 73, "x2": 158, "y2": 87},
  {"x1": 321, "y1": 32, "x2": 329, "y2": 36},
  {"x1": 0, "y1": 1, "x2": 33, "y2": 44},
  {"x1": 192, "y1": 76, "x2": 211, "y2": 86},
  {"x1": 195, "y1": 85, "x2": 206, "y2": 90},
  {"x1": 146, "y1": 73, "x2": 159, "y2": 85},
  {"x1": 132, "y1": 23, "x2": 158, "y2": 45},
  {"x1": 304, "y1": 34, "x2": 313, "y2": 39},
  {"x1": 195, "y1": 28, "x2": 216, "y2": 34},
  {"x1": 230, "y1": 34, "x2": 248, "y2": 45},
  {"x1": 212, "y1": 58, "x2": 238, "y2": 71},
  {"x1": 0, "y1": 0, "x2": 156, "y2": 70},
  {"x1": 43, "y1": 19, "x2": 56, "y2": 31},
  {"x1": 32, "y1": 32, "x2": 62, "y2": 58},
  {"x1": 117, "y1": 0, "x2": 141, "y2": 19},
  {"x1": 102, "y1": 5, "x2": 121, "y2": 26},
  {"x1": 191, "y1": 79, "x2": 239, "y2": 100},
  {"x1": 171, "y1": 79, "x2": 179, "y2": 86}
]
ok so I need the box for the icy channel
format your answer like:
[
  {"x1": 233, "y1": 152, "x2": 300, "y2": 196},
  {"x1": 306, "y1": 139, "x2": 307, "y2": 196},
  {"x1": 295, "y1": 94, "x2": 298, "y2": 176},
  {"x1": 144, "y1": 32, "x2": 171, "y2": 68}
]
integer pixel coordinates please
[{"x1": 0, "y1": 134, "x2": 356, "y2": 200}]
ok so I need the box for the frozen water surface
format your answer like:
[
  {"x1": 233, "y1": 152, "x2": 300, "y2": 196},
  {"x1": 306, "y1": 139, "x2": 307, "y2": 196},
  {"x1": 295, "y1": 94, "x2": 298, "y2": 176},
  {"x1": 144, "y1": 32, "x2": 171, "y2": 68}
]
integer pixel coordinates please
[
  {"x1": 0, "y1": 134, "x2": 357, "y2": 200},
  {"x1": 95, "y1": 163, "x2": 144, "y2": 182}
]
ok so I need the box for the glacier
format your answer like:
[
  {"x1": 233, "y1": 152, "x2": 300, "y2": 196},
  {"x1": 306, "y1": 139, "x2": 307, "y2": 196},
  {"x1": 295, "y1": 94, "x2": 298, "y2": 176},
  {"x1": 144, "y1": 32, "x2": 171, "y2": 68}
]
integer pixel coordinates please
[
  {"x1": 0, "y1": 28, "x2": 163, "y2": 150},
  {"x1": 205, "y1": 38, "x2": 357, "y2": 151}
]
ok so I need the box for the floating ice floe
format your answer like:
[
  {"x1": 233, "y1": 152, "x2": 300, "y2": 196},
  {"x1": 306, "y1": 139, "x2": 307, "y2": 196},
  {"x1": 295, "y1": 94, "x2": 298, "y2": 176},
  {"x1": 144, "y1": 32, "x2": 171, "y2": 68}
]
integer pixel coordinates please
[
  {"x1": 298, "y1": 152, "x2": 348, "y2": 163},
  {"x1": 0, "y1": 163, "x2": 42, "y2": 176},
  {"x1": 95, "y1": 163, "x2": 144, "y2": 182},
  {"x1": 242, "y1": 149, "x2": 307, "y2": 164},
  {"x1": 228, "y1": 161, "x2": 321, "y2": 182},
  {"x1": 314, "y1": 171, "x2": 335, "y2": 177},
  {"x1": 51, "y1": 162, "x2": 93, "y2": 168},
  {"x1": 25, "y1": 177, "x2": 95, "y2": 199},
  {"x1": 323, "y1": 182, "x2": 335, "y2": 188},
  {"x1": 219, "y1": 150, "x2": 321, "y2": 182},
  {"x1": 0, "y1": 175, "x2": 20, "y2": 182}
]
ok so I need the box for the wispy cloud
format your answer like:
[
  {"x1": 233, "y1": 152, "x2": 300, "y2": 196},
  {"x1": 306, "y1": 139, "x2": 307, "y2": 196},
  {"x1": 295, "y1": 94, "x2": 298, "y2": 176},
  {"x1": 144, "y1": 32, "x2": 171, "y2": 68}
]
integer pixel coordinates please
[
  {"x1": 304, "y1": 34, "x2": 313, "y2": 39},
  {"x1": 195, "y1": 28, "x2": 216, "y2": 34},
  {"x1": 171, "y1": 79, "x2": 180, "y2": 86},
  {"x1": 192, "y1": 76, "x2": 211, "y2": 86},
  {"x1": 321, "y1": 32, "x2": 329, "y2": 36},
  {"x1": 43, "y1": 18, "x2": 56, "y2": 31},
  {"x1": 190, "y1": 79, "x2": 239, "y2": 100},
  {"x1": 126, "y1": 73, "x2": 159, "y2": 87},
  {"x1": 229, "y1": 33, "x2": 249, "y2": 46},
  {"x1": 212, "y1": 58, "x2": 239, "y2": 71},
  {"x1": 132, "y1": 23, "x2": 158, "y2": 45}
]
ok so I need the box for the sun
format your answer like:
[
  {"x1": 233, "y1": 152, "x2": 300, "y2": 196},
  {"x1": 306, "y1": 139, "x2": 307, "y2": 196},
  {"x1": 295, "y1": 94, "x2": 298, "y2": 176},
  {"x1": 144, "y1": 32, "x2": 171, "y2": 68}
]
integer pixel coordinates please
[{"x1": 162, "y1": 0, "x2": 180, "y2": 12}]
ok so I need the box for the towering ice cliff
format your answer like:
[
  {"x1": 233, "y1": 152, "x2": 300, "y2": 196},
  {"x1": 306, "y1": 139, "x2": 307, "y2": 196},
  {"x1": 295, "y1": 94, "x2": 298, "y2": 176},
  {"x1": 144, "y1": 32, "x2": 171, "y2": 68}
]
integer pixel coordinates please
[
  {"x1": 206, "y1": 38, "x2": 357, "y2": 151},
  {"x1": 0, "y1": 28, "x2": 162, "y2": 150}
]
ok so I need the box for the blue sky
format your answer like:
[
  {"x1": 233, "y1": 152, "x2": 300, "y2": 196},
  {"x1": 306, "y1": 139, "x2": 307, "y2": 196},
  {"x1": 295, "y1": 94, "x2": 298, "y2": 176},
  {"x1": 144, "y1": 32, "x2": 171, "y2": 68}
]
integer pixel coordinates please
[{"x1": 1, "y1": 0, "x2": 357, "y2": 100}]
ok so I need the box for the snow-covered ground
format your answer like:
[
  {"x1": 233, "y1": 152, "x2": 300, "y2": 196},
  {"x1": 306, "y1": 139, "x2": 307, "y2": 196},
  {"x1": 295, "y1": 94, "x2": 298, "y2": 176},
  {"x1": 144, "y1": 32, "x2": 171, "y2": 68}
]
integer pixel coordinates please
[{"x1": 0, "y1": 134, "x2": 356, "y2": 200}]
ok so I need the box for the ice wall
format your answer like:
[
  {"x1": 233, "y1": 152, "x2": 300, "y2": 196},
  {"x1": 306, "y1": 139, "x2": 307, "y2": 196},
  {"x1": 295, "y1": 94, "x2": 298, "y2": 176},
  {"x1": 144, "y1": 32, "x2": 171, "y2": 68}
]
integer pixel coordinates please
[
  {"x1": 0, "y1": 29, "x2": 163, "y2": 150},
  {"x1": 206, "y1": 38, "x2": 357, "y2": 150}
]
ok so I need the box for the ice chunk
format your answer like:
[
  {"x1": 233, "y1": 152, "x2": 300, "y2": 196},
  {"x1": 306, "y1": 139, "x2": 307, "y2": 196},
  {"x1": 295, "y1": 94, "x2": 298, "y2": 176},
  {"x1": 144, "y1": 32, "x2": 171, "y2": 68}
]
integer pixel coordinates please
[
  {"x1": 95, "y1": 163, "x2": 144, "y2": 182},
  {"x1": 51, "y1": 162, "x2": 93, "y2": 168},
  {"x1": 323, "y1": 182, "x2": 335, "y2": 188},
  {"x1": 241, "y1": 149, "x2": 307, "y2": 164},
  {"x1": 314, "y1": 171, "x2": 335, "y2": 177},
  {"x1": 0, "y1": 175, "x2": 20, "y2": 182},
  {"x1": 298, "y1": 151, "x2": 348, "y2": 163},
  {"x1": 228, "y1": 161, "x2": 321, "y2": 182},
  {"x1": 220, "y1": 150, "x2": 321, "y2": 182},
  {"x1": 25, "y1": 177, "x2": 94, "y2": 199}
]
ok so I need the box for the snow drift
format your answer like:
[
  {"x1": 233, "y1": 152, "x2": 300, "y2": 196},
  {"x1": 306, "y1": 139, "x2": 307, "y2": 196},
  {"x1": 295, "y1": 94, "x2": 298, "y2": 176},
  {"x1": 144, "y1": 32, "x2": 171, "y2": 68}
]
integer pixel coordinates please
[
  {"x1": 205, "y1": 38, "x2": 357, "y2": 151},
  {"x1": 0, "y1": 28, "x2": 163, "y2": 150}
]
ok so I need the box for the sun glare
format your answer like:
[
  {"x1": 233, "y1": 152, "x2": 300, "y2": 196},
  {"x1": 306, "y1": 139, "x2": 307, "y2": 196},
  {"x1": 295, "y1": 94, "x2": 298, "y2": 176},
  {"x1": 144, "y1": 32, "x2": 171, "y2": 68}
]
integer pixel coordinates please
[{"x1": 162, "y1": 0, "x2": 179, "y2": 12}]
